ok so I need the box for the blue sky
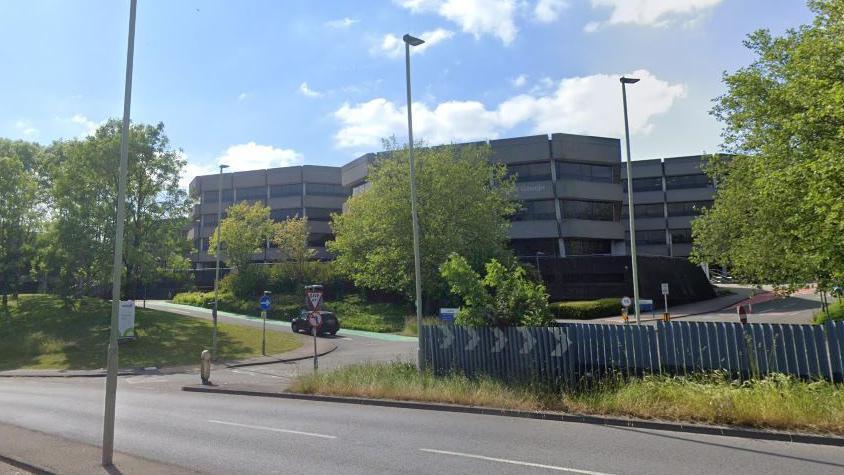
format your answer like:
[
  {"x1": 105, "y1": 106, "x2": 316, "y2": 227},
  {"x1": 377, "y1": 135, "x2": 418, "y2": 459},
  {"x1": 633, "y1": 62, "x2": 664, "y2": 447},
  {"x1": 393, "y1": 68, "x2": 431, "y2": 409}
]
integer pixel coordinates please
[{"x1": 0, "y1": 0, "x2": 813, "y2": 186}]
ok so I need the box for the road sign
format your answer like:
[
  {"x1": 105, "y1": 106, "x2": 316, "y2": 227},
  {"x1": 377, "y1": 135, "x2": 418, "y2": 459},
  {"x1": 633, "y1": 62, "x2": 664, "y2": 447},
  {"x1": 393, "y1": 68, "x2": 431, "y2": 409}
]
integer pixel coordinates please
[
  {"x1": 308, "y1": 312, "x2": 322, "y2": 328},
  {"x1": 306, "y1": 289, "x2": 323, "y2": 311},
  {"x1": 639, "y1": 299, "x2": 654, "y2": 312},
  {"x1": 661, "y1": 283, "x2": 669, "y2": 295},
  {"x1": 621, "y1": 296, "x2": 632, "y2": 308},
  {"x1": 118, "y1": 300, "x2": 135, "y2": 340},
  {"x1": 439, "y1": 308, "x2": 458, "y2": 322},
  {"x1": 259, "y1": 295, "x2": 271, "y2": 311}
]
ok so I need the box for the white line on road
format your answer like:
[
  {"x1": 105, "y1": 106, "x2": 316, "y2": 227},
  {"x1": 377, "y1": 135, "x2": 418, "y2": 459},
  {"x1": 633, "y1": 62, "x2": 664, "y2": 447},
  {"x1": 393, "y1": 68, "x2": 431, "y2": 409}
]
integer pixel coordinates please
[
  {"x1": 208, "y1": 419, "x2": 336, "y2": 439},
  {"x1": 419, "y1": 448, "x2": 614, "y2": 475}
]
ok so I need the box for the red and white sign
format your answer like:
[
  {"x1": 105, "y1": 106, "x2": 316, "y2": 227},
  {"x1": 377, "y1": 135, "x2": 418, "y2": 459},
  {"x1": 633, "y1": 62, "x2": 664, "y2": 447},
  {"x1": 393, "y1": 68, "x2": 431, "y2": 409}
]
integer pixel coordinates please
[
  {"x1": 308, "y1": 312, "x2": 322, "y2": 328},
  {"x1": 306, "y1": 290, "x2": 323, "y2": 311}
]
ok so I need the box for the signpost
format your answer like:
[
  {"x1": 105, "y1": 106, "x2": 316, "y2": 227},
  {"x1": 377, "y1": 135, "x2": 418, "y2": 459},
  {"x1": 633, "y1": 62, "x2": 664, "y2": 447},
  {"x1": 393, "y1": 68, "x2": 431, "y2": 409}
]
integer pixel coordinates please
[
  {"x1": 439, "y1": 308, "x2": 458, "y2": 323},
  {"x1": 260, "y1": 292, "x2": 271, "y2": 356},
  {"x1": 620, "y1": 296, "x2": 631, "y2": 323},
  {"x1": 118, "y1": 300, "x2": 136, "y2": 341},
  {"x1": 661, "y1": 283, "x2": 670, "y2": 322},
  {"x1": 305, "y1": 285, "x2": 324, "y2": 372}
]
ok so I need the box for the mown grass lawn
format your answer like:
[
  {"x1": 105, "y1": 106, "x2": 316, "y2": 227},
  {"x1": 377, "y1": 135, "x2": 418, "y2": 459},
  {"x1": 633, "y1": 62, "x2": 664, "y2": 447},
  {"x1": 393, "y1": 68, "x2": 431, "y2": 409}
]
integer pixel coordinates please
[
  {"x1": 291, "y1": 362, "x2": 844, "y2": 435},
  {"x1": 0, "y1": 294, "x2": 301, "y2": 371}
]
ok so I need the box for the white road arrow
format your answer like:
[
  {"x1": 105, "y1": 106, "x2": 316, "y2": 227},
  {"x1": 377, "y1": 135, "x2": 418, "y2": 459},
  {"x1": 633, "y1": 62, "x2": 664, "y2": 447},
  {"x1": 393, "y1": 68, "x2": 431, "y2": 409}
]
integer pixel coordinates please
[
  {"x1": 492, "y1": 328, "x2": 507, "y2": 353},
  {"x1": 465, "y1": 328, "x2": 480, "y2": 351},
  {"x1": 518, "y1": 328, "x2": 536, "y2": 354},
  {"x1": 551, "y1": 330, "x2": 572, "y2": 357},
  {"x1": 439, "y1": 326, "x2": 455, "y2": 349}
]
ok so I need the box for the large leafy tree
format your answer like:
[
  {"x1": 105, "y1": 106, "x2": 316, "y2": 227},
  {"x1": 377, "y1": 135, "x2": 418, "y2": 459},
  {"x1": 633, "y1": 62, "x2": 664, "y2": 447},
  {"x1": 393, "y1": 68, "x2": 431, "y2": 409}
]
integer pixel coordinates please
[
  {"x1": 44, "y1": 120, "x2": 191, "y2": 298},
  {"x1": 693, "y1": 0, "x2": 844, "y2": 290},
  {"x1": 0, "y1": 156, "x2": 39, "y2": 307},
  {"x1": 273, "y1": 215, "x2": 314, "y2": 283},
  {"x1": 210, "y1": 201, "x2": 275, "y2": 275},
  {"x1": 328, "y1": 142, "x2": 517, "y2": 303}
]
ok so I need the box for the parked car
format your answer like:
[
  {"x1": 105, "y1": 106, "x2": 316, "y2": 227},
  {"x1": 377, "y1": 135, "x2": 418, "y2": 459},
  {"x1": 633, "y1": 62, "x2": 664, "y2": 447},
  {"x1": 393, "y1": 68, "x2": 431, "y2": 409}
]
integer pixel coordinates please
[{"x1": 291, "y1": 309, "x2": 340, "y2": 336}]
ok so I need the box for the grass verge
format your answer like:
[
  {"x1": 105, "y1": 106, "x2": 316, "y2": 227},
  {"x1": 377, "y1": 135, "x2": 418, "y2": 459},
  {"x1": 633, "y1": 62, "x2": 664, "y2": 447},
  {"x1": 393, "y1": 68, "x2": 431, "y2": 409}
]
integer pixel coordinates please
[
  {"x1": 0, "y1": 294, "x2": 301, "y2": 370},
  {"x1": 290, "y1": 362, "x2": 844, "y2": 435},
  {"x1": 813, "y1": 300, "x2": 844, "y2": 324},
  {"x1": 172, "y1": 291, "x2": 410, "y2": 333}
]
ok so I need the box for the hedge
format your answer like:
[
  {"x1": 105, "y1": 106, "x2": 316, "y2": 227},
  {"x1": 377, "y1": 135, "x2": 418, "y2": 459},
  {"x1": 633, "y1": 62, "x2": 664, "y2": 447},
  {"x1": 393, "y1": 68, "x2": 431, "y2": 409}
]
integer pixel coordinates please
[{"x1": 550, "y1": 298, "x2": 621, "y2": 320}]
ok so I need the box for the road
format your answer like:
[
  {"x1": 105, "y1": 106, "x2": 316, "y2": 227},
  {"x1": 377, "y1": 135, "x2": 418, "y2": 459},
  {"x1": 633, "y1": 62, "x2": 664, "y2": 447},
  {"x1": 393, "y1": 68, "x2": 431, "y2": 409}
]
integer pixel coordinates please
[{"x1": 676, "y1": 289, "x2": 824, "y2": 324}]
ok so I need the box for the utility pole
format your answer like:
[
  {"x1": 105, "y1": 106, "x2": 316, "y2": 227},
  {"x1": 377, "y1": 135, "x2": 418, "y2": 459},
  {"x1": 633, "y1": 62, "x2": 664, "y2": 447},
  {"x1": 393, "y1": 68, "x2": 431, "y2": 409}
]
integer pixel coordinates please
[
  {"x1": 102, "y1": 0, "x2": 137, "y2": 466},
  {"x1": 620, "y1": 76, "x2": 642, "y2": 324},
  {"x1": 211, "y1": 164, "x2": 229, "y2": 361}
]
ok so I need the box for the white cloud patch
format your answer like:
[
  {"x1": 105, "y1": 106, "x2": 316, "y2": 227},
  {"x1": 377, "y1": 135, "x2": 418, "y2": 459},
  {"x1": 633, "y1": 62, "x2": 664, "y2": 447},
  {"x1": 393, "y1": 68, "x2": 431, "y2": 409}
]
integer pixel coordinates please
[
  {"x1": 586, "y1": 0, "x2": 723, "y2": 31},
  {"x1": 299, "y1": 82, "x2": 324, "y2": 98},
  {"x1": 534, "y1": 0, "x2": 568, "y2": 23},
  {"x1": 374, "y1": 28, "x2": 455, "y2": 58},
  {"x1": 395, "y1": 0, "x2": 518, "y2": 44},
  {"x1": 510, "y1": 74, "x2": 528, "y2": 88},
  {"x1": 14, "y1": 120, "x2": 38, "y2": 137},
  {"x1": 333, "y1": 69, "x2": 686, "y2": 148},
  {"x1": 237, "y1": 92, "x2": 249, "y2": 101},
  {"x1": 70, "y1": 114, "x2": 100, "y2": 138},
  {"x1": 325, "y1": 17, "x2": 359, "y2": 28},
  {"x1": 179, "y1": 143, "x2": 305, "y2": 190}
]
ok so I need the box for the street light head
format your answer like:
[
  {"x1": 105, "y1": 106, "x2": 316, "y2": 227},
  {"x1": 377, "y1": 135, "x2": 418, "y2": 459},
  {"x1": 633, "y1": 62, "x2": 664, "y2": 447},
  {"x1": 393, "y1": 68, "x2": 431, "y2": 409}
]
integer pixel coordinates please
[
  {"x1": 219, "y1": 164, "x2": 230, "y2": 170},
  {"x1": 403, "y1": 34, "x2": 425, "y2": 46},
  {"x1": 620, "y1": 77, "x2": 640, "y2": 84}
]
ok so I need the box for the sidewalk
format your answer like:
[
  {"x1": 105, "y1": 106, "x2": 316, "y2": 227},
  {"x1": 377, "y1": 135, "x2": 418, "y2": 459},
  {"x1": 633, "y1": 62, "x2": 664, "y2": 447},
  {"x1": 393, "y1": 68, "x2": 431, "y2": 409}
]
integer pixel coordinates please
[{"x1": 0, "y1": 423, "x2": 197, "y2": 475}]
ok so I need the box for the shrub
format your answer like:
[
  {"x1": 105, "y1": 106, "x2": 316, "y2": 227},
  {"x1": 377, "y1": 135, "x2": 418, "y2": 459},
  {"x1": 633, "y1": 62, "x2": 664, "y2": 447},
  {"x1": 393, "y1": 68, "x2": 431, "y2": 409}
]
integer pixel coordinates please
[
  {"x1": 814, "y1": 301, "x2": 844, "y2": 324},
  {"x1": 550, "y1": 298, "x2": 621, "y2": 320}
]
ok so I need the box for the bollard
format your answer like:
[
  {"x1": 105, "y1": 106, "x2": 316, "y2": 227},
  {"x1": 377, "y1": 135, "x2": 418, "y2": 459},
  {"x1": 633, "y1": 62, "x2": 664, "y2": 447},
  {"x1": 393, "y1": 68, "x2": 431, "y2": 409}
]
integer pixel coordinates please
[
  {"x1": 662, "y1": 312, "x2": 671, "y2": 322},
  {"x1": 621, "y1": 308, "x2": 629, "y2": 324},
  {"x1": 200, "y1": 349, "x2": 211, "y2": 385}
]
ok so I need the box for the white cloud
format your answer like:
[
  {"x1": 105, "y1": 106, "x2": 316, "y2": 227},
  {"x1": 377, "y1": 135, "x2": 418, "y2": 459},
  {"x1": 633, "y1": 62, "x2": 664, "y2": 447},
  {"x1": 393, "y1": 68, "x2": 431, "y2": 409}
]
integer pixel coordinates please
[
  {"x1": 534, "y1": 0, "x2": 568, "y2": 23},
  {"x1": 179, "y1": 143, "x2": 305, "y2": 190},
  {"x1": 299, "y1": 82, "x2": 324, "y2": 98},
  {"x1": 374, "y1": 28, "x2": 455, "y2": 58},
  {"x1": 510, "y1": 74, "x2": 528, "y2": 88},
  {"x1": 237, "y1": 92, "x2": 248, "y2": 101},
  {"x1": 587, "y1": 0, "x2": 723, "y2": 31},
  {"x1": 394, "y1": 0, "x2": 518, "y2": 44},
  {"x1": 14, "y1": 120, "x2": 38, "y2": 137},
  {"x1": 333, "y1": 69, "x2": 686, "y2": 148},
  {"x1": 325, "y1": 17, "x2": 359, "y2": 28},
  {"x1": 70, "y1": 114, "x2": 100, "y2": 138}
]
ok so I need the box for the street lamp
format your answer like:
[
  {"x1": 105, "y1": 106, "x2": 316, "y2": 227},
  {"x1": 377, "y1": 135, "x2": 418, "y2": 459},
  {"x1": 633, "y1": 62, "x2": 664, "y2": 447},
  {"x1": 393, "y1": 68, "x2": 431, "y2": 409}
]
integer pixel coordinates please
[
  {"x1": 535, "y1": 251, "x2": 545, "y2": 276},
  {"x1": 211, "y1": 164, "x2": 229, "y2": 361},
  {"x1": 403, "y1": 33, "x2": 425, "y2": 372},
  {"x1": 620, "y1": 76, "x2": 641, "y2": 324},
  {"x1": 102, "y1": 0, "x2": 137, "y2": 466}
]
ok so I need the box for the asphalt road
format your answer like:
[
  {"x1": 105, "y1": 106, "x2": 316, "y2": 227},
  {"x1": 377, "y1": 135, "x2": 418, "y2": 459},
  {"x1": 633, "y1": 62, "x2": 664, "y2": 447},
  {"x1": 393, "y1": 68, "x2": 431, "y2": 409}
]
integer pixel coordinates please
[
  {"x1": 676, "y1": 290, "x2": 823, "y2": 325},
  {"x1": 1, "y1": 377, "x2": 842, "y2": 475}
]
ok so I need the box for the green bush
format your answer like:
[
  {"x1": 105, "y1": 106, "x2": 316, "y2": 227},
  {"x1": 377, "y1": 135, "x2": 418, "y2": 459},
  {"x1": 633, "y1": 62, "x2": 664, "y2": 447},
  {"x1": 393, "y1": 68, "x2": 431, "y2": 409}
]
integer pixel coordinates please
[
  {"x1": 550, "y1": 298, "x2": 621, "y2": 320},
  {"x1": 813, "y1": 301, "x2": 844, "y2": 324}
]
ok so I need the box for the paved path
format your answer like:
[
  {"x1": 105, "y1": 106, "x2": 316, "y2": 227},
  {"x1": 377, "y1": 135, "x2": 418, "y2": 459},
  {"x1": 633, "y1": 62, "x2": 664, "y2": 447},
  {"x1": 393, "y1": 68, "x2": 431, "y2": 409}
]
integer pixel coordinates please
[{"x1": 0, "y1": 378, "x2": 841, "y2": 474}]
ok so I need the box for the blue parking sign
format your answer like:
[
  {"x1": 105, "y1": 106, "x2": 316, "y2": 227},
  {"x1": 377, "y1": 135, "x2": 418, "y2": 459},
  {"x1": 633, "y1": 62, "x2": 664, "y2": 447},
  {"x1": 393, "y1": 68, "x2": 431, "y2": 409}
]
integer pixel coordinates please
[{"x1": 259, "y1": 295, "x2": 271, "y2": 311}]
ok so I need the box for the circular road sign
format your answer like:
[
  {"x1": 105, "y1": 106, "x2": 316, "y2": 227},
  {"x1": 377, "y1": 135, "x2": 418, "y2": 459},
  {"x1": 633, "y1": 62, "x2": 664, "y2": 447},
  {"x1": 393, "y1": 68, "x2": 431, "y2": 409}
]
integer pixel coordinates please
[
  {"x1": 621, "y1": 296, "x2": 632, "y2": 308},
  {"x1": 259, "y1": 295, "x2": 271, "y2": 311},
  {"x1": 308, "y1": 312, "x2": 322, "y2": 328}
]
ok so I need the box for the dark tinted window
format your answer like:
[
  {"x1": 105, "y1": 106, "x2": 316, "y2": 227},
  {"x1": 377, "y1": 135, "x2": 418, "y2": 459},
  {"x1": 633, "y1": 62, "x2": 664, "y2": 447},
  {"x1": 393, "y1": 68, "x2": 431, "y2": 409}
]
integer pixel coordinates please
[
  {"x1": 665, "y1": 174, "x2": 711, "y2": 190},
  {"x1": 626, "y1": 230, "x2": 665, "y2": 245},
  {"x1": 271, "y1": 208, "x2": 301, "y2": 222},
  {"x1": 562, "y1": 200, "x2": 619, "y2": 221},
  {"x1": 236, "y1": 186, "x2": 266, "y2": 202},
  {"x1": 565, "y1": 238, "x2": 612, "y2": 255},
  {"x1": 308, "y1": 233, "x2": 332, "y2": 247},
  {"x1": 270, "y1": 184, "x2": 301, "y2": 198},
  {"x1": 671, "y1": 228, "x2": 693, "y2": 244},
  {"x1": 667, "y1": 201, "x2": 712, "y2": 217},
  {"x1": 623, "y1": 176, "x2": 663, "y2": 193},
  {"x1": 510, "y1": 239, "x2": 557, "y2": 257},
  {"x1": 514, "y1": 200, "x2": 556, "y2": 221},
  {"x1": 202, "y1": 189, "x2": 233, "y2": 204},
  {"x1": 621, "y1": 203, "x2": 665, "y2": 219},
  {"x1": 307, "y1": 208, "x2": 341, "y2": 221},
  {"x1": 307, "y1": 183, "x2": 349, "y2": 196},
  {"x1": 507, "y1": 163, "x2": 551, "y2": 182},
  {"x1": 556, "y1": 161, "x2": 618, "y2": 183}
]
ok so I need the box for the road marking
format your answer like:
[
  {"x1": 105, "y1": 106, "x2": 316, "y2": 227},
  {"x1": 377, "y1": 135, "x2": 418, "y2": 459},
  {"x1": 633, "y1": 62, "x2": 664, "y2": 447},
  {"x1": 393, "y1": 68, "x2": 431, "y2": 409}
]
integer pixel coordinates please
[
  {"x1": 208, "y1": 419, "x2": 336, "y2": 439},
  {"x1": 126, "y1": 377, "x2": 168, "y2": 384},
  {"x1": 419, "y1": 448, "x2": 614, "y2": 475}
]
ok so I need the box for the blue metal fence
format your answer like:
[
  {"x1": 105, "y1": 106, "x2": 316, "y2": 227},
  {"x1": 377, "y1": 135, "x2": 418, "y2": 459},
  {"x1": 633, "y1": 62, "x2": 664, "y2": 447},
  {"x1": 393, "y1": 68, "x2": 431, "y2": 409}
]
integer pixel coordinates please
[{"x1": 419, "y1": 321, "x2": 844, "y2": 383}]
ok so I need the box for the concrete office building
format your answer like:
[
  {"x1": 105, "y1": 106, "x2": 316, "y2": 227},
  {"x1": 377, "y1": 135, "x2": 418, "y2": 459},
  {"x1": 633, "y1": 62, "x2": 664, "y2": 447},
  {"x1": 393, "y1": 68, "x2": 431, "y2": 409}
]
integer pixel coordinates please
[
  {"x1": 185, "y1": 132, "x2": 717, "y2": 271},
  {"x1": 622, "y1": 155, "x2": 717, "y2": 258}
]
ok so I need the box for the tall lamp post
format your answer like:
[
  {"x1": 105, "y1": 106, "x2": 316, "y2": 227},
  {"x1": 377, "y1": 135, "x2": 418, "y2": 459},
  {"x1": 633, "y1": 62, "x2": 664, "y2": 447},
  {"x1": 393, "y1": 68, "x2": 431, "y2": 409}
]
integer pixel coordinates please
[
  {"x1": 211, "y1": 164, "x2": 229, "y2": 361},
  {"x1": 102, "y1": 0, "x2": 137, "y2": 466},
  {"x1": 620, "y1": 76, "x2": 641, "y2": 324},
  {"x1": 403, "y1": 33, "x2": 425, "y2": 372}
]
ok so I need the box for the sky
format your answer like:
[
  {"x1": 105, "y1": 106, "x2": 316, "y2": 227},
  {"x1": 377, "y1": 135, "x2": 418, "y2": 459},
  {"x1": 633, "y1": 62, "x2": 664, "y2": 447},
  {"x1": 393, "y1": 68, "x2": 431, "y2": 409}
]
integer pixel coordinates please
[{"x1": 0, "y1": 0, "x2": 814, "y2": 188}]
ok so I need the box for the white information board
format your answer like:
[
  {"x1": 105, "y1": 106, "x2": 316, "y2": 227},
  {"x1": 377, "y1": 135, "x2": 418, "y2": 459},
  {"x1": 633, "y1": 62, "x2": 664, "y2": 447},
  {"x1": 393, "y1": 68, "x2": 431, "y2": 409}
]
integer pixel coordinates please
[{"x1": 118, "y1": 300, "x2": 136, "y2": 339}]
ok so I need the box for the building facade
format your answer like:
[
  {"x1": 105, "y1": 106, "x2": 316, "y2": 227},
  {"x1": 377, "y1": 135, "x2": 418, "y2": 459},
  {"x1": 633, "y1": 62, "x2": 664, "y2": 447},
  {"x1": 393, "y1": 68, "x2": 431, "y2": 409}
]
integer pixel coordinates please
[{"x1": 186, "y1": 132, "x2": 716, "y2": 269}]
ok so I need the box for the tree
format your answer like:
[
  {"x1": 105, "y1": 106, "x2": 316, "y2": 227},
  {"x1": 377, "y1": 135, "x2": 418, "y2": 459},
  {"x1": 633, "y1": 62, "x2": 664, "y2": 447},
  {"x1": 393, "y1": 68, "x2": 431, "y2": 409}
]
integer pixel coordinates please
[
  {"x1": 273, "y1": 215, "x2": 314, "y2": 283},
  {"x1": 0, "y1": 156, "x2": 39, "y2": 307},
  {"x1": 328, "y1": 142, "x2": 517, "y2": 304},
  {"x1": 692, "y1": 0, "x2": 844, "y2": 290},
  {"x1": 44, "y1": 120, "x2": 191, "y2": 298},
  {"x1": 440, "y1": 253, "x2": 551, "y2": 327},
  {"x1": 210, "y1": 202, "x2": 274, "y2": 275}
]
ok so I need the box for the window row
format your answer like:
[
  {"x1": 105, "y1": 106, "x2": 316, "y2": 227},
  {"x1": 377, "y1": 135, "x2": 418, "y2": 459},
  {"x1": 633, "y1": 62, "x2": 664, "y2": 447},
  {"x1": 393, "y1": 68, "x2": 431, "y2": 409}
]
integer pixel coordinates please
[
  {"x1": 506, "y1": 161, "x2": 620, "y2": 184},
  {"x1": 514, "y1": 199, "x2": 621, "y2": 222},
  {"x1": 565, "y1": 238, "x2": 612, "y2": 256},
  {"x1": 623, "y1": 228, "x2": 694, "y2": 246},
  {"x1": 622, "y1": 200, "x2": 712, "y2": 218},
  {"x1": 623, "y1": 174, "x2": 712, "y2": 193},
  {"x1": 201, "y1": 183, "x2": 349, "y2": 204}
]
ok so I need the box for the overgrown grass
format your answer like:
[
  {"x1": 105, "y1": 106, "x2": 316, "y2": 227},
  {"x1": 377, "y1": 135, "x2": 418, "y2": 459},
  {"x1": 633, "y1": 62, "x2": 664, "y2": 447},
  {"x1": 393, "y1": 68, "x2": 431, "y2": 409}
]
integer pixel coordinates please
[
  {"x1": 813, "y1": 301, "x2": 844, "y2": 324},
  {"x1": 0, "y1": 294, "x2": 300, "y2": 370},
  {"x1": 172, "y1": 291, "x2": 410, "y2": 333},
  {"x1": 291, "y1": 362, "x2": 844, "y2": 435},
  {"x1": 550, "y1": 298, "x2": 621, "y2": 320}
]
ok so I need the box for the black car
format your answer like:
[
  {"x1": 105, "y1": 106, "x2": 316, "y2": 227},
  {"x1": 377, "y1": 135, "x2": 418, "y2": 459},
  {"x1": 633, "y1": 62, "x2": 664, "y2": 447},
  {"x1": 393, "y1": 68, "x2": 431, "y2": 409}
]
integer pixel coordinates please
[{"x1": 291, "y1": 309, "x2": 340, "y2": 336}]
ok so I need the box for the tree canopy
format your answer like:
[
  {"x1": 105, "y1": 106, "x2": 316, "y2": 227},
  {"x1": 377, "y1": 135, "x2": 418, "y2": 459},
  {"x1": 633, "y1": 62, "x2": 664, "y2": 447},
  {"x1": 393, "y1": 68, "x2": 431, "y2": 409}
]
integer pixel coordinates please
[
  {"x1": 328, "y1": 142, "x2": 517, "y2": 303},
  {"x1": 692, "y1": 0, "x2": 844, "y2": 289},
  {"x1": 210, "y1": 201, "x2": 274, "y2": 275}
]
